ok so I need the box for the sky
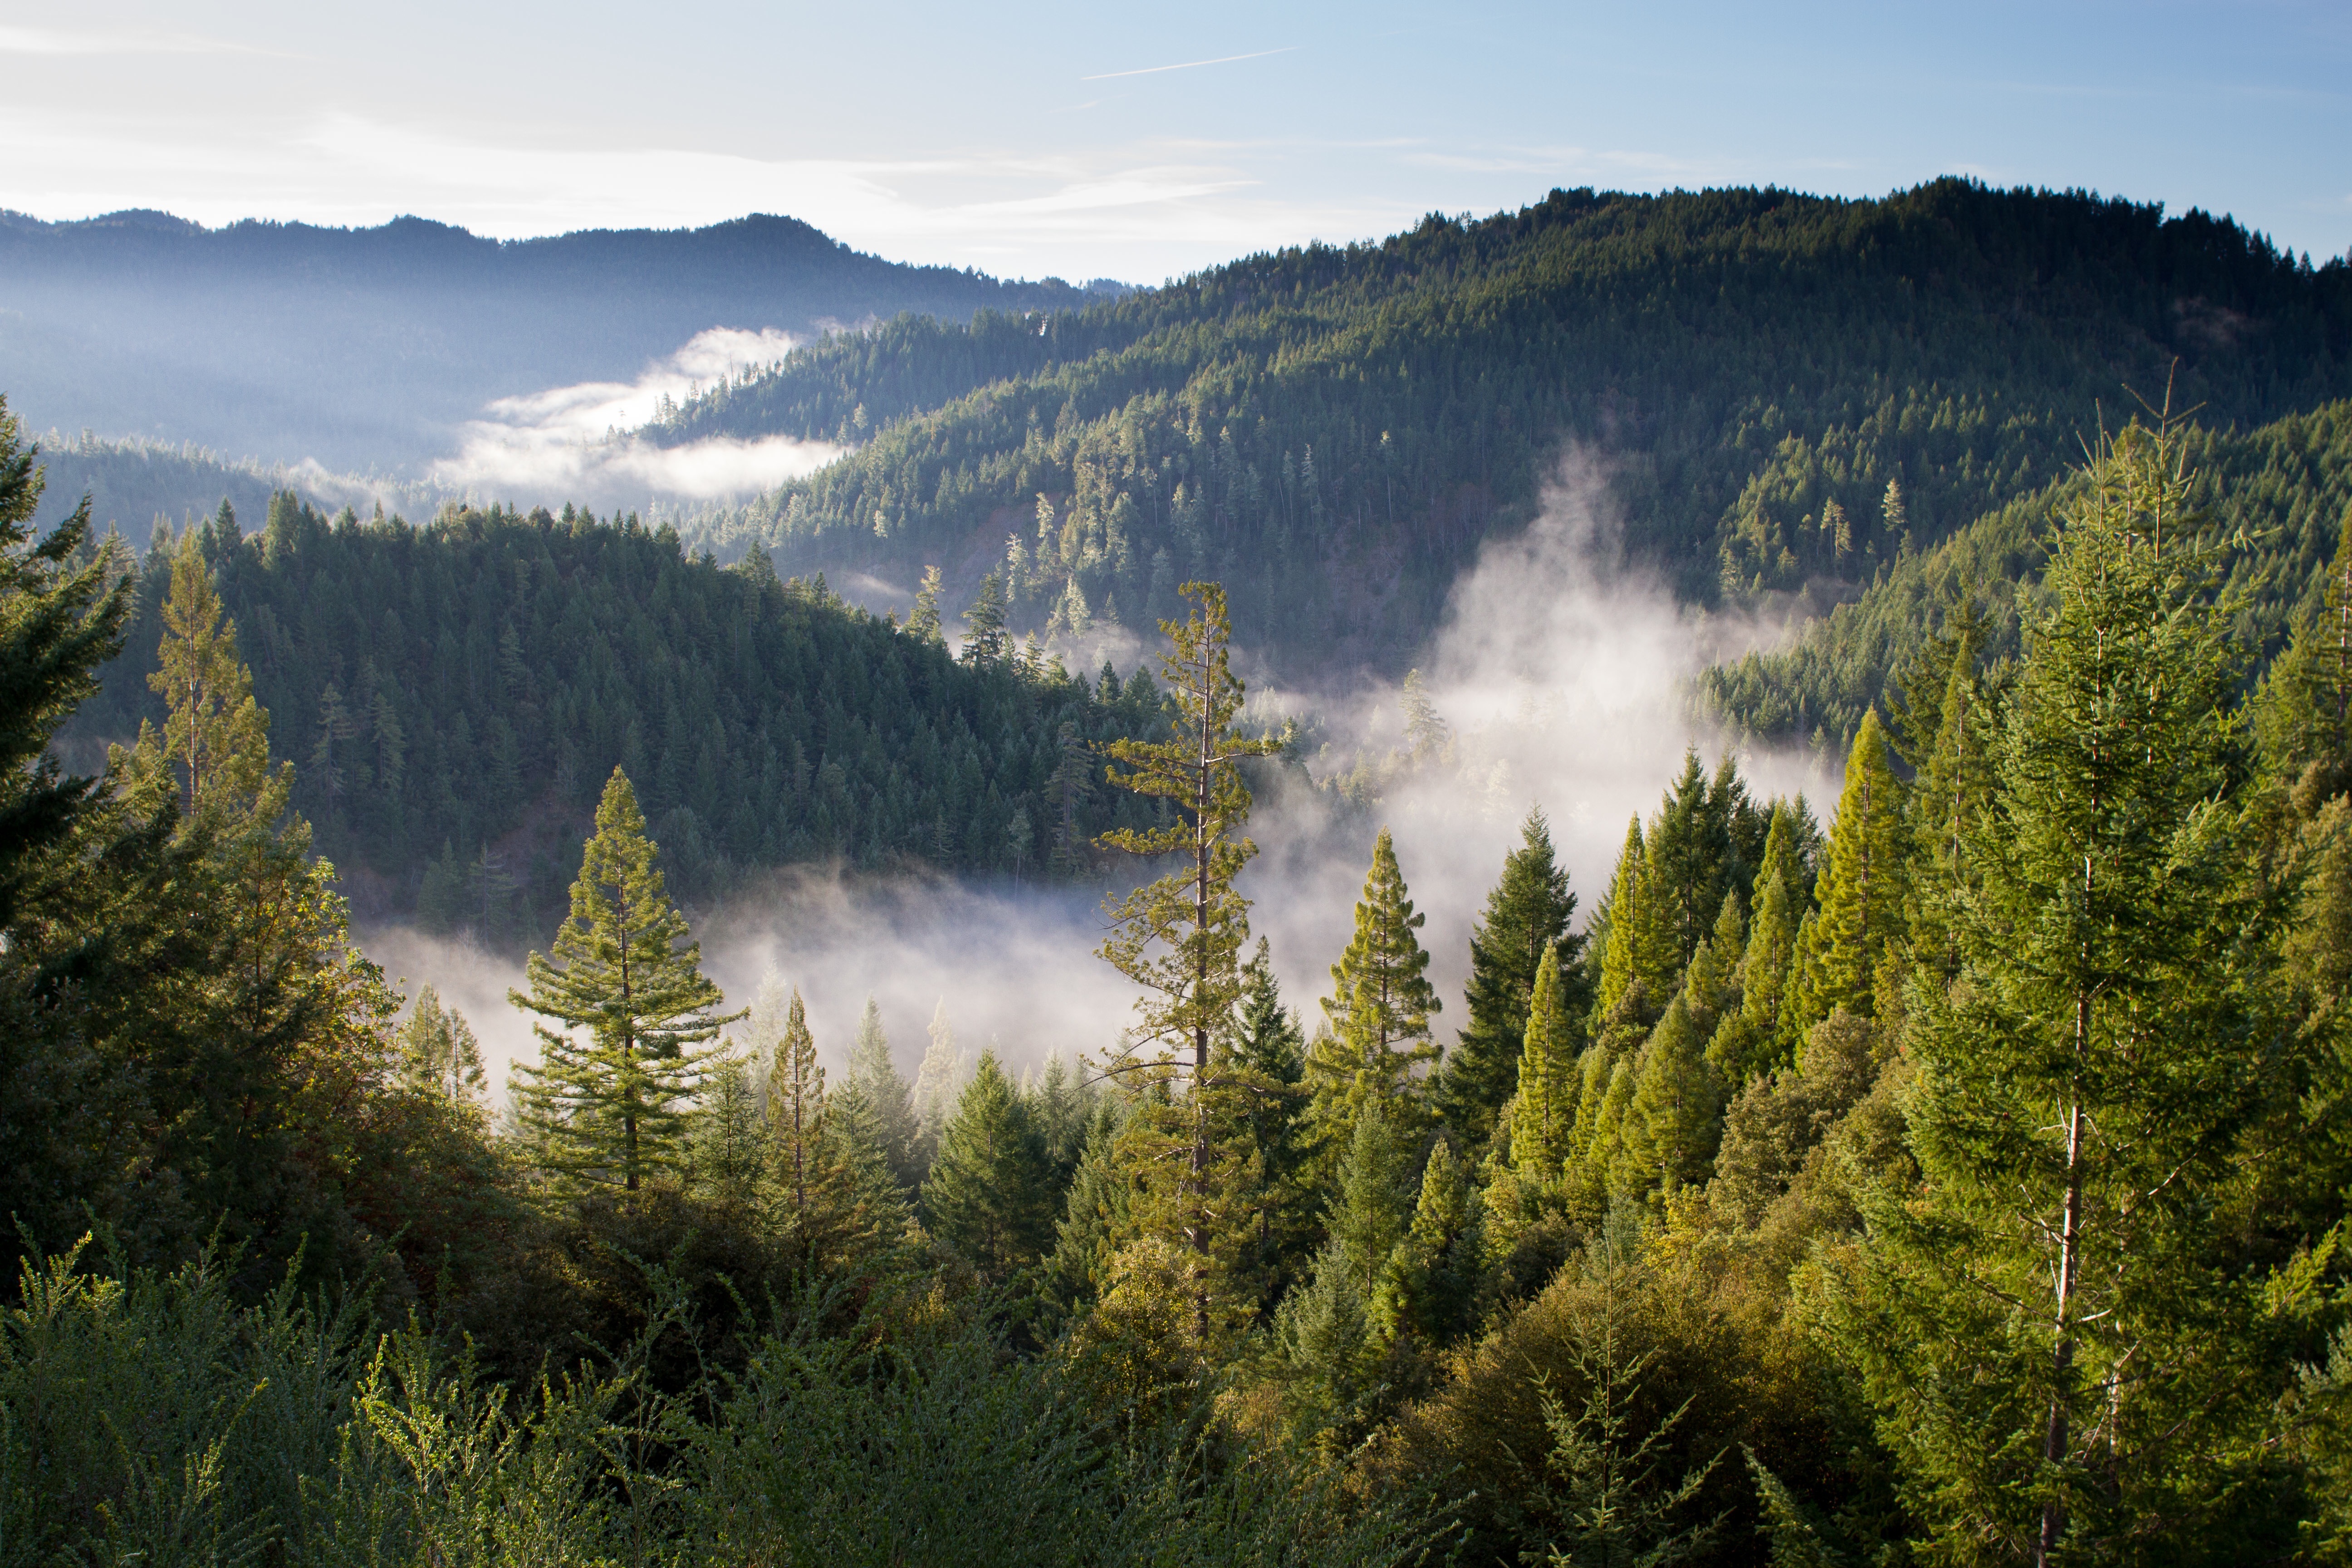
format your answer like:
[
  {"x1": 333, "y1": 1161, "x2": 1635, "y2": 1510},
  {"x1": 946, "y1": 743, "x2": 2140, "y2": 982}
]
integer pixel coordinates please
[{"x1": 0, "y1": 1, "x2": 2345, "y2": 284}]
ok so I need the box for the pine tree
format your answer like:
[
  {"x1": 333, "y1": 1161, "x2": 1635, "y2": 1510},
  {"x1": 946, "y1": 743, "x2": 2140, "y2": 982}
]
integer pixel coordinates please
[
  {"x1": 1095, "y1": 581, "x2": 1283, "y2": 1338},
  {"x1": 1510, "y1": 944, "x2": 1580, "y2": 1180},
  {"x1": 845, "y1": 994, "x2": 920, "y2": 1190},
  {"x1": 911, "y1": 997, "x2": 963, "y2": 1167},
  {"x1": 921, "y1": 1049, "x2": 1056, "y2": 1281},
  {"x1": 1784, "y1": 711, "x2": 1906, "y2": 1041},
  {"x1": 1327, "y1": 1102, "x2": 1416, "y2": 1298},
  {"x1": 395, "y1": 985, "x2": 486, "y2": 1103},
  {"x1": 1309, "y1": 828, "x2": 1442, "y2": 1139},
  {"x1": 509, "y1": 768, "x2": 740, "y2": 1192},
  {"x1": 1377, "y1": 1135, "x2": 1488, "y2": 1345},
  {"x1": 1826, "y1": 421, "x2": 2302, "y2": 1559},
  {"x1": 1045, "y1": 1098, "x2": 1134, "y2": 1309},
  {"x1": 1716, "y1": 801, "x2": 1809, "y2": 1079},
  {"x1": 1615, "y1": 993, "x2": 1727, "y2": 1203},
  {"x1": 689, "y1": 1054, "x2": 769, "y2": 1204},
  {"x1": 905, "y1": 564, "x2": 946, "y2": 644},
  {"x1": 1591, "y1": 817, "x2": 1675, "y2": 1030},
  {"x1": 767, "y1": 988, "x2": 825, "y2": 1230},
  {"x1": 962, "y1": 572, "x2": 1010, "y2": 664},
  {"x1": 134, "y1": 534, "x2": 278, "y2": 825},
  {"x1": 1436, "y1": 807, "x2": 1582, "y2": 1144},
  {"x1": 1222, "y1": 940, "x2": 1315, "y2": 1307}
]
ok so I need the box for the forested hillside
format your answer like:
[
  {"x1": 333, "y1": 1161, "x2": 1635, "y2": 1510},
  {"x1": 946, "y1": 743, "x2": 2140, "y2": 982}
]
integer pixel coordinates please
[
  {"x1": 12, "y1": 416, "x2": 2352, "y2": 1561},
  {"x1": 661, "y1": 179, "x2": 2352, "y2": 670},
  {"x1": 62, "y1": 490, "x2": 1173, "y2": 934},
  {"x1": 1698, "y1": 398, "x2": 2352, "y2": 746}
]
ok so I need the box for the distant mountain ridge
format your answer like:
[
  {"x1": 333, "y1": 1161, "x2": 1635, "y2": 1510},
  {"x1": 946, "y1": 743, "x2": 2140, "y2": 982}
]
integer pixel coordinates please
[
  {"x1": 0, "y1": 208, "x2": 1118, "y2": 471},
  {"x1": 651, "y1": 179, "x2": 2352, "y2": 673}
]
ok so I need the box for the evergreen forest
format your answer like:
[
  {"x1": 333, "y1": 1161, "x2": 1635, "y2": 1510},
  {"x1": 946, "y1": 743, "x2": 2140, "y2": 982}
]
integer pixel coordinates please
[
  {"x1": 12, "y1": 392, "x2": 2352, "y2": 1562},
  {"x1": 656, "y1": 180, "x2": 2352, "y2": 670}
]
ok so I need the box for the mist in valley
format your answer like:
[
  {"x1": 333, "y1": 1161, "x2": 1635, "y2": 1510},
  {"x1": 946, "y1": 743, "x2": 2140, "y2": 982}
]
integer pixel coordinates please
[{"x1": 372, "y1": 453, "x2": 1827, "y2": 1102}]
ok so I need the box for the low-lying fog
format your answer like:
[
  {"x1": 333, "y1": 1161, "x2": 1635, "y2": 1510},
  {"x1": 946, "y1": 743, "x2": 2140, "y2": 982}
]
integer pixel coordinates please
[{"x1": 368, "y1": 454, "x2": 1828, "y2": 1098}]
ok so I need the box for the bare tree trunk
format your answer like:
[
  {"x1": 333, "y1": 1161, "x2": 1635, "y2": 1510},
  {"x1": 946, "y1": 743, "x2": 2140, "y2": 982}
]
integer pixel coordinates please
[{"x1": 2037, "y1": 1003, "x2": 2088, "y2": 1568}]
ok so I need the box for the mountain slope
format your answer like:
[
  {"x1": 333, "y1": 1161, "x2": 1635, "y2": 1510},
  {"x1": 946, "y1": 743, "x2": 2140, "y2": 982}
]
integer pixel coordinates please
[
  {"x1": 0, "y1": 209, "x2": 1110, "y2": 470},
  {"x1": 63, "y1": 494, "x2": 1170, "y2": 936},
  {"x1": 660, "y1": 180, "x2": 2352, "y2": 674},
  {"x1": 1695, "y1": 400, "x2": 2352, "y2": 748}
]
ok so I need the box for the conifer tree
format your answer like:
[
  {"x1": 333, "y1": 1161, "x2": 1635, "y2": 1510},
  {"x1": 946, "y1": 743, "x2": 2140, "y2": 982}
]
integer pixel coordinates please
[
  {"x1": 1509, "y1": 944, "x2": 1580, "y2": 1180},
  {"x1": 906, "y1": 564, "x2": 946, "y2": 644},
  {"x1": 2258, "y1": 510, "x2": 2352, "y2": 795},
  {"x1": 690, "y1": 1054, "x2": 769, "y2": 1203},
  {"x1": 961, "y1": 571, "x2": 1010, "y2": 664},
  {"x1": 819, "y1": 1078, "x2": 914, "y2": 1247},
  {"x1": 1309, "y1": 827, "x2": 1442, "y2": 1137},
  {"x1": 767, "y1": 988, "x2": 825, "y2": 1230},
  {"x1": 1784, "y1": 711, "x2": 1906, "y2": 1042},
  {"x1": 922, "y1": 1049, "x2": 1056, "y2": 1281},
  {"x1": 1377, "y1": 1135, "x2": 1488, "y2": 1345},
  {"x1": 845, "y1": 995, "x2": 920, "y2": 1189},
  {"x1": 1717, "y1": 801, "x2": 1809, "y2": 1078},
  {"x1": 395, "y1": 985, "x2": 486, "y2": 1103},
  {"x1": 1436, "y1": 808, "x2": 1582, "y2": 1143},
  {"x1": 132, "y1": 534, "x2": 281, "y2": 826},
  {"x1": 1616, "y1": 993, "x2": 1727, "y2": 1202},
  {"x1": 911, "y1": 997, "x2": 963, "y2": 1166},
  {"x1": 1591, "y1": 817, "x2": 1675, "y2": 1029},
  {"x1": 1827, "y1": 421, "x2": 2300, "y2": 1559},
  {"x1": 510, "y1": 768, "x2": 740, "y2": 1192},
  {"x1": 1327, "y1": 1102, "x2": 1416, "y2": 1297},
  {"x1": 1095, "y1": 581, "x2": 1283, "y2": 1338},
  {"x1": 1222, "y1": 941, "x2": 1315, "y2": 1305},
  {"x1": 1045, "y1": 1099, "x2": 1134, "y2": 1309}
]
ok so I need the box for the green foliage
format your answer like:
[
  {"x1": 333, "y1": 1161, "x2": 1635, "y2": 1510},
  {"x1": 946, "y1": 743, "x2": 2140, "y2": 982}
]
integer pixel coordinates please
[
  {"x1": 1782, "y1": 712, "x2": 1906, "y2": 1044},
  {"x1": 510, "y1": 768, "x2": 740, "y2": 1193},
  {"x1": 1438, "y1": 807, "x2": 1584, "y2": 1147},
  {"x1": 1310, "y1": 828, "x2": 1443, "y2": 1138},
  {"x1": 1823, "y1": 421, "x2": 2314, "y2": 1559},
  {"x1": 921, "y1": 1050, "x2": 1057, "y2": 1283},
  {"x1": 66, "y1": 497, "x2": 1171, "y2": 931},
  {"x1": 1510, "y1": 944, "x2": 1582, "y2": 1180},
  {"x1": 394, "y1": 985, "x2": 485, "y2": 1103},
  {"x1": 843, "y1": 995, "x2": 922, "y2": 1191},
  {"x1": 673, "y1": 184, "x2": 2352, "y2": 670}
]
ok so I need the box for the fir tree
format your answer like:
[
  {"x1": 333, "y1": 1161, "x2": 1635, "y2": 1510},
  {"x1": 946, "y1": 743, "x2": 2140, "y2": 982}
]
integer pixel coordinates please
[
  {"x1": 1826, "y1": 421, "x2": 2302, "y2": 1559},
  {"x1": 1044, "y1": 1098, "x2": 1134, "y2": 1310},
  {"x1": 1222, "y1": 940, "x2": 1315, "y2": 1307},
  {"x1": 1784, "y1": 711, "x2": 1906, "y2": 1042},
  {"x1": 1309, "y1": 827, "x2": 1442, "y2": 1138},
  {"x1": 962, "y1": 572, "x2": 1010, "y2": 663},
  {"x1": 509, "y1": 768, "x2": 740, "y2": 1192},
  {"x1": 134, "y1": 534, "x2": 279, "y2": 826},
  {"x1": 1096, "y1": 581, "x2": 1284, "y2": 1338},
  {"x1": 1591, "y1": 817, "x2": 1675, "y2": 1030},
  {"x1": 767, "y1": 988, "x2": 825, "y2": 1230},
  {"x1": 1436, "y1": 807, "x2": 1583, "y2": 1145},
  {"x1": 906, "y1": 564, "x2": 946, "y2": 644},
  {"x1": 1377, "y1": 1135, "x2": 1488, "y2": 1345},
  {"x1": 1616, "y1": 993, "x2": 1727, "y2": 1203},
  {"x1": 911, "y1": 997, "x2": 964, "y2": 1166},
  {"x1": 845, "y1": 995, "x2": 920, "y2": 1189},
  {"x1": 689, "y1": 1054, "x2": 768, "y2": 1204},
  {"x1": 1326, "y1": 1102, "x2": 1416, "y2": 1298},
  {"x1": 922, "y1": 1049, "x2": 1056, "y2": 1281},
  {"x1": 394, "y1": 985, "x2": 485, "y2": 1103},
  {"x1": 1509, "y1": 944, "x2": 1581, "y2": 1181},
  {"x1": 1716, "y1": 800, "x2": 1810, "y2": 1079}
]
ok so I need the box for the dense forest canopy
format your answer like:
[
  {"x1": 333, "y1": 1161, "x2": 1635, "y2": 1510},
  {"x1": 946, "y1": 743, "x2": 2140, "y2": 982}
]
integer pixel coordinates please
[
  {"x1": 61, "y1": 489, "x2": 1176, "y2": 933},
  {"x1": 658, "y1": 179, "x2": 2352, "y2": 671},
  {"x1": 10, "y1": 408, "x2": 2352, "y2": 1561}
]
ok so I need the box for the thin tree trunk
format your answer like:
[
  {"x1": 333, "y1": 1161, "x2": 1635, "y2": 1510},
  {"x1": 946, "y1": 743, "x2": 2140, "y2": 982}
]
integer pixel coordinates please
[
  {"x1": 2038, "y1": 1003, "x2": 2088, "y2": 1567},
  {"x1": 1191, "y1": 659, "x2": 1213, "y2": 1344}
]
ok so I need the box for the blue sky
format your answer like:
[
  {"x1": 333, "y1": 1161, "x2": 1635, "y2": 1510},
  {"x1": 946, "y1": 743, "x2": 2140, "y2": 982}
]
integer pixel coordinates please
[{"x1": 3, "y1": 1, "x2": 2344, "y2": 282}]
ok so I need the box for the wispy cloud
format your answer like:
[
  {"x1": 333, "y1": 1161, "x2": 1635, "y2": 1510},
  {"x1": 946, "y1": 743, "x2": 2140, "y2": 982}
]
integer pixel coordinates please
[
  {"x1": 428, "y1": 328, "x2": 844, "y2": 504},
  {"x1": 0, "y1": 24, "x2": 259, "y2": 57},
  {"x1": 1082, "y1": 47, "x2": 1295, "y2": 81}
]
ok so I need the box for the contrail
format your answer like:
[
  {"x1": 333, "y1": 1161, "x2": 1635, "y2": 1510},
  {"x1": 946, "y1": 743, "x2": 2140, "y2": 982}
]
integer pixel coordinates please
[{"x1": 1082, "y1": 47, "x2": 1294, "y2": 81}]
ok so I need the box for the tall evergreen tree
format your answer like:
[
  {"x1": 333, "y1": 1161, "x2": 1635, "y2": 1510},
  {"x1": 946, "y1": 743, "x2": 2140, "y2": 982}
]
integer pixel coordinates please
[
  {"x1": 1710, "y1": 801, "x2": 1811, "y2": 1079},
  {"x1": 1096, "y1": 581, "x2": 1283, "y2": 1338},
  {"x1": 1509, "y1": 944, "x2": 1580, "y2": 1181},
  {"x1": 1309, "y1": 827, "x2": 1442, "y2": 1139},
  {"x1": 1222, "y1": 940, "x2": 1315, "y2": 1308},
  {"x1": 1826, "y1": 421, "x2": 2303, "y2": 1560},
  {"x1": 137, "y1": 533, "x2": 274, "y2": 823},
  {"x1": 911, "y1": 997, "x2": 963, "y2": 1166},
  {"x1": 1591, "y1": 817, "x2": 1676, "y2": 1030},
  {"x1": 922, "y1": 1049, "x2": 1056, "y2": 1282},
  {"x1": 1784, "y1": 710, "x2": 1907, "y2": 1043},
  {"x1": 395, "y1": 985, "x2": 485, "y2": 1104},
  {"x1": 767, "y1": 988, "x2": 825, "y2": 1230},
  {"x1": 1436, "y1": 807, "x2": 1582, "y2": 1144},
  {"x1": 844, "y1": 995, "x2": 920, "y2": 1189},
  {"x1": 1377, "y1": 1135, "x2": 1488, "y2": 1345},
  {"x1": 1616, "y1": 993, "x2": 1728, "y2": 1203},
  {"x1": 509, "y1": 768, "x2": 740, "y2": 1192}
]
